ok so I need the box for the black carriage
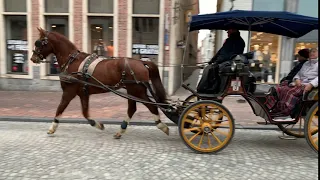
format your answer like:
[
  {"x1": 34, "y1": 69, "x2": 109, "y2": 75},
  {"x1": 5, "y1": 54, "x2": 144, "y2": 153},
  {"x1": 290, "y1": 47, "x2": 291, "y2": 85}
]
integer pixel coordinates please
[{"x1": 175, "y1": 10, "x2": 318, "y2": 154}]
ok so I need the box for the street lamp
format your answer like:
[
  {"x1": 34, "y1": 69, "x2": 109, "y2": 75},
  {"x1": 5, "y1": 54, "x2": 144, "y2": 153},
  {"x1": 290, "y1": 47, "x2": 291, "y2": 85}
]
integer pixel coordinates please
[{"x1": 229, "y1": 0, "x2": 235, "y2": 11}]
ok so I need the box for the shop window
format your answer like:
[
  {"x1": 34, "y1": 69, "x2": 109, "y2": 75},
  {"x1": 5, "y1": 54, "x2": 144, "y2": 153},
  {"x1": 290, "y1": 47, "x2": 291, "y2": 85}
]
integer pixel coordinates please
[
  {"x1": 4, "y1": 0, "x2": 26, "y2": 12},
  {"x1": 133, "y1": 0, "x2": 160, "y2": 14},
  {"x1": 132, "y1": 17, "x2": 159, "y2": 63},
  {"x1": 88, "y1": 17, "x2": 114, "y2": 57},
  {"x1": 88, "y1": 0, "x2": 113, "y2": 14},
  {"x1": 45, "y1": 16, "x2": 69, "y2": 75},
  {"x1": 5, "y1": 16, "x2": 28, "y2": 74},
  {"x1": 45, "y1": 0, "x2": 69, "y2": 13},
  {"x1": 249, "y1": 32, "x2": 280, "y2": 83}
]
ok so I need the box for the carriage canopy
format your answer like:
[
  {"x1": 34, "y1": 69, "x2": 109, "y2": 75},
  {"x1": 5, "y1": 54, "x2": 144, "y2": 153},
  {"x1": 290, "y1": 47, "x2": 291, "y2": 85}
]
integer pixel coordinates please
[{"x1": 189, "y1": 10, "x2": 319, "y2": 38}]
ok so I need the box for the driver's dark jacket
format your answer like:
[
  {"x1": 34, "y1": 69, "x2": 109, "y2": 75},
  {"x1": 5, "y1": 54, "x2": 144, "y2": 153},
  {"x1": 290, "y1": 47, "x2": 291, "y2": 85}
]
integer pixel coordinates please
[{"x1": 209, "y1": 32, "x2": 245, "y2": 64}]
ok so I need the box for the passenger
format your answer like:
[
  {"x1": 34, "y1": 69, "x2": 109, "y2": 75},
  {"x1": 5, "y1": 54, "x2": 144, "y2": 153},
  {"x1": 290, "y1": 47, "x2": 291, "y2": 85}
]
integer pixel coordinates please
[
  {"x1": 209, "y1": 28, "x2": 245, "y2": 65},
  {"x1": 265, "y1": 48, "x2": 318, "y2": 116},
  {"x1": 280, "y1": 48, "x2": 309, "y2": 84}
]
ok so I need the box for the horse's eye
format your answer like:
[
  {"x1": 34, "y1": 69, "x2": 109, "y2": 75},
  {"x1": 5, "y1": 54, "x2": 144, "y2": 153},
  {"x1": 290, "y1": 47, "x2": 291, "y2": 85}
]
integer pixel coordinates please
[{"x1": 35, "y1": 40, "x2": 42, "y2": 48}]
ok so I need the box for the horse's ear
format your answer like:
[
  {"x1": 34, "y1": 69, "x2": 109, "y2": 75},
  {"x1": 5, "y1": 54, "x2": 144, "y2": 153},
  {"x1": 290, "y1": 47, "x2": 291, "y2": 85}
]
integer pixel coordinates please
[{"x1": 37, "y1": 27, "x2": 46, "y2": 38}]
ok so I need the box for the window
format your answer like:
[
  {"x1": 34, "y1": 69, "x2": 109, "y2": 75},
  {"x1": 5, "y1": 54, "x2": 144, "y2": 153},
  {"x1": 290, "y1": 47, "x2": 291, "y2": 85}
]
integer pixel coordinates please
[
  {"x1": 133, "y1": 0, "x2": 160, "y2": 14},
  {"x1": 45, "y1": 0, "x2": 69, "y2": 13},
  {"x1": 88, "y1": 0, "x2": 113, "y2": 14},
  {"x1": 45, "y1": 16, "x2": 69, "y2": 75},
  {"x1": 5, "y1": 16, "x2": 28, "y2": 74},
  {"x1": 249, "y1": 32, "x2": 280, "y2": 83},
  {"x1": 88, "y1": 17, "x2": 114, "y2": 57},
  {"x1": 4, "y1": 0, "x2": 26, "y2": 12},
  {"x1": 132, "y1": 17, "x2": 159, "y2": 63}
]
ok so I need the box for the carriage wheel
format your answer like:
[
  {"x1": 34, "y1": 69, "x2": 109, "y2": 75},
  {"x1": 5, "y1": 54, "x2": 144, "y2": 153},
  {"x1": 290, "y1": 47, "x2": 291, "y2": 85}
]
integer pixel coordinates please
[
  {"x1": 182, "y1": 94, "x2": 198, "y2": 106},
  {"x1": 304, "y1": 102, "x2": 318, "y2": 154},
  {"x1": 178, "y1": 100, "x2": 235, "y2": 154},
  {"x1": 277, "y1": 114, "x2": 318, "y2": 138}
]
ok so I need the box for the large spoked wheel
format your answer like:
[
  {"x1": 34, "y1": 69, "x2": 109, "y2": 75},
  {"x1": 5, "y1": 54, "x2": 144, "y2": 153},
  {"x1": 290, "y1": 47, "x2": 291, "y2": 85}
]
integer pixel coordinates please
[
  {"x1": 277, "y1": 111, "x2": 318, "y2": 138},
  {"x1": 178, "y1": 100, "x2": 235, "y2": 154},
  {"x1": 182, "y1": 94, "x2": 198, "y2": 106},
  {"x1": 277, "y1": 117, "x2": 307, "y2": 138},
  {"x1": 304, "y1": 102, "x2": 318, "y2": 154}
]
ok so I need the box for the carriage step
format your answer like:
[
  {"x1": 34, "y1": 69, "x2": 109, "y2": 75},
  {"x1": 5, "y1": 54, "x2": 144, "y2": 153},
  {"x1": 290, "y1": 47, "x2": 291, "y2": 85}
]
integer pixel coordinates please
[{"x1": 272, "y1": 118, "x2": 296, "y2": 124}]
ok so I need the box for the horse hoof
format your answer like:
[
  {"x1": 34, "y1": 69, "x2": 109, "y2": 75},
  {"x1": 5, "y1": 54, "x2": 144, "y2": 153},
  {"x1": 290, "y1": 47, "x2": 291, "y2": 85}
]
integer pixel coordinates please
[
  {"x1": 95, "y1": 122, "x2": 104, "y2": 130},
  {"x1": 99, "y1": 123, "x2": 105, "y2": 130},
  {"x1": 47, "y1": 130, "x2": 55, "y2": 135},
  {"x1": 113, "y1": 133, "x2": 122, "y2": 139},
  {"x1": 164, "y1": 128, "x2": 170, "y2": 136}
]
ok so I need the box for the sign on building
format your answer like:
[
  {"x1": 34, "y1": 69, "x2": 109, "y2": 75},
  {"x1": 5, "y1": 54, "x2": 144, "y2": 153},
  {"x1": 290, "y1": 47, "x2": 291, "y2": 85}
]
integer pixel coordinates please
[{"x1": 132, "y1": 44, "x2": 159, "y2": 55}]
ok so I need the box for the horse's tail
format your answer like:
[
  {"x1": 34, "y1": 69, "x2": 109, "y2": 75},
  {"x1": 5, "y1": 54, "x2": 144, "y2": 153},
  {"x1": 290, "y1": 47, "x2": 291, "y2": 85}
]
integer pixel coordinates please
[{"x1": 143, "y1": 61, "x2": 167, "y2": 103}]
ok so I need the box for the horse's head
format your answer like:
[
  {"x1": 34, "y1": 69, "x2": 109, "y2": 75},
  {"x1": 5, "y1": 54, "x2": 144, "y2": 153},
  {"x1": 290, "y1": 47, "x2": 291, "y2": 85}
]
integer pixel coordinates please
[{"x1": 30, "y1": 27, "x2": 55, "y2": 64}]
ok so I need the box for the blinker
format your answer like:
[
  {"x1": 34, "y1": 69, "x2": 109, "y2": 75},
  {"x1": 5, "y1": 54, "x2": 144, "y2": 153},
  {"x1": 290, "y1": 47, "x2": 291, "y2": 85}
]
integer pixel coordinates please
[{"x1": 35, "y1": 40, "x2": 42, "y2": 48}]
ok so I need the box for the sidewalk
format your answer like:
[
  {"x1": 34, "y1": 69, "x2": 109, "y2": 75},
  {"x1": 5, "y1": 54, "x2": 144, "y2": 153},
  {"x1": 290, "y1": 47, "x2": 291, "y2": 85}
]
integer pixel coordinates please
[{"x1": 0, "y1": 70, "x2": 276, "y2": 129}]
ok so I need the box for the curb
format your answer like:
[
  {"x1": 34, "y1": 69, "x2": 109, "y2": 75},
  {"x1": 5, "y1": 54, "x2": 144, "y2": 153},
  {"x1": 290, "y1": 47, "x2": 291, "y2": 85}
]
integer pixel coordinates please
[{"x1": 0, "y1": 116, "x2": 280, "y2": 131}]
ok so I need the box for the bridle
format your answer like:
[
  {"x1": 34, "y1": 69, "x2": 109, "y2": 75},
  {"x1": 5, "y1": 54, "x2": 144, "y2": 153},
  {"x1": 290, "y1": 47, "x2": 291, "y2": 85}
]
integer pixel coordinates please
[
  {"x1": 32, "y1": 30, "x2": 80, "y2": 72},
  {"x1": 32, "y1": 30, "x2": 52, "y2": 64}
]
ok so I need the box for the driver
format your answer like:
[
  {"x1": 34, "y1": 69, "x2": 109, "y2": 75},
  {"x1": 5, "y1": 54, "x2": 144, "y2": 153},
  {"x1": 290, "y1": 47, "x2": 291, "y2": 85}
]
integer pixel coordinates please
[
  {"x1": 209, "y1": 28, "x2": 245, "y2": 64},
  {"x1": 197, "y1": 28, "x2": 245, "y2": 94}
]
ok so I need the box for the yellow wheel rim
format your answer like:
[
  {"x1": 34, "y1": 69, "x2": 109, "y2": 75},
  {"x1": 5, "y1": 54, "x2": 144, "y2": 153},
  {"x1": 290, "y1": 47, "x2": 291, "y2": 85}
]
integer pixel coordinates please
[
  {"x1": 307, "y1": 106, "x2": 318, "y2": 152},
  {"x1": 180, "y1": 102, "x2": 234, "y2": 153},
  {"x1": 183, "y1": 95, "x2": 198, "y2": 106},
  {"x1": 187, "y1": 96, "x2": 197, "y2": 103}
]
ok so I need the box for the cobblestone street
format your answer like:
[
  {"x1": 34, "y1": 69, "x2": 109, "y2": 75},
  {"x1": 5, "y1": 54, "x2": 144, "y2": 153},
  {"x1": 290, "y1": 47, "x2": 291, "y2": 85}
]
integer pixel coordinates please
[{"x1": 0, "y1": 122, "x2": 318, "y2": 180}]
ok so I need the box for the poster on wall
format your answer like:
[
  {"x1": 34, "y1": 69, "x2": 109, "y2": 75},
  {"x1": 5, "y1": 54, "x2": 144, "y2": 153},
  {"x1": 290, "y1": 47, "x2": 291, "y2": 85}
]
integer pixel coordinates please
[
  {"x1": 132, "y1": 44, "x2": 159, "y2": 55},
  {"x1": 7, "y1": 40, "x2": 28, "y2": 73},
  {"x1": 7, "y1": 40, "x2": 28, "y2": 51}
]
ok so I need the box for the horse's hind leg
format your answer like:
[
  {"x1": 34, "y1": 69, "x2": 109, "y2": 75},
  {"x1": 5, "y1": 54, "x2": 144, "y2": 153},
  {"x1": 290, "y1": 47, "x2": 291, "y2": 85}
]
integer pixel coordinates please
[
  {"x1": 132, "y1": 85, "x2": 169, "y2": 135},
  {"x1": 113, "y1": 99, "x2": 136, "y2": 139},
  {"x1": 79, "y1": 94, "x2": 104, "y2": 130},
  {"x1": 48, "y1": 90, "x2": 77, "y2": 134}
]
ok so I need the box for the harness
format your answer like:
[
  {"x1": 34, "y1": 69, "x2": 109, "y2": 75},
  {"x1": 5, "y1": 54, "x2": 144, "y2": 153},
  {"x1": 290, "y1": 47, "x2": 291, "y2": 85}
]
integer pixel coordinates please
[{"x1": 33, "y1": 30, "x2": 141, "y2": 96}]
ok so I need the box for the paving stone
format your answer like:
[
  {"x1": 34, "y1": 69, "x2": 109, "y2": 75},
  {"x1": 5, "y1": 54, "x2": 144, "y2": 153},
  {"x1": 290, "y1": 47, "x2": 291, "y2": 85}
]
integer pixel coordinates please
[{"x1": 0, "y1": 121, "x2": 318, "y2": 180}]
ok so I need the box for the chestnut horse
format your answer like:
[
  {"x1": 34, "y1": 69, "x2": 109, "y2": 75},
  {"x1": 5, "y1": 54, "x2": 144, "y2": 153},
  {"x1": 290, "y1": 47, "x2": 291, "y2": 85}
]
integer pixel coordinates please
[{"x1": 30, "y1": 28, "x2": 170, "y2": 139}]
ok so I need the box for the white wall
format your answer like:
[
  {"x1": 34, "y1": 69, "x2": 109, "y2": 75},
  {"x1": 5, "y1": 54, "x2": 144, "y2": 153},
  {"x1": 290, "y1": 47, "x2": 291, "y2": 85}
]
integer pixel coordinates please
[{"x1": 200, "y1": 31, "x2": 215, "y2": 62}]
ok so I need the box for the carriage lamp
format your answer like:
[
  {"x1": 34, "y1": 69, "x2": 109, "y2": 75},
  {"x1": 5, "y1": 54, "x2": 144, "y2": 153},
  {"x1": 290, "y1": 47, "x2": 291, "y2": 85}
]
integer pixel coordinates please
[{"x1": 231, "y1": 61, "x2": 236, "y2": 71}]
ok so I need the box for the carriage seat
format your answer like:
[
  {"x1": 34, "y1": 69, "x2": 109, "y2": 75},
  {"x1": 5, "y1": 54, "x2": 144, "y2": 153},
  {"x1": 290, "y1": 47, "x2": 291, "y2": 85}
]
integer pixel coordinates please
[
  {"x1": 218, "y1": 53, "x2": 252, "y2": 77},
  {"x1": 302, "y1": 87, "x2": 318, "y2": 101}
]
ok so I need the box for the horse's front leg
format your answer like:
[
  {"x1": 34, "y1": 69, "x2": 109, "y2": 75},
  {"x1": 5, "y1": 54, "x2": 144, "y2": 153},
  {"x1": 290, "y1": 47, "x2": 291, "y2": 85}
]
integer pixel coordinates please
[
  {"x1": 79, "y1": 94, "x2": 105, "y2": 130},
  {"x1": 114, "y1": 99, "x2": 137, "y2": 139},
  {"x1": 48, "y1": 91, "x2": 77, "y2": 134}
]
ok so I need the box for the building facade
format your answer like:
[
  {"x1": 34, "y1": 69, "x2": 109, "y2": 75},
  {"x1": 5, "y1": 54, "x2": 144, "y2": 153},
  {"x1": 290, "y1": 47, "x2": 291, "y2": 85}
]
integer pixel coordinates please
[
  {"x1": 200, "y1": 30, "x2": 215, "y2": 63},
  {"x1": 0, "y1": 0, "x2": 199, "y2": 95},
  {"x1": 215, "y1": 0, "x2": 318, "y2": 83}
]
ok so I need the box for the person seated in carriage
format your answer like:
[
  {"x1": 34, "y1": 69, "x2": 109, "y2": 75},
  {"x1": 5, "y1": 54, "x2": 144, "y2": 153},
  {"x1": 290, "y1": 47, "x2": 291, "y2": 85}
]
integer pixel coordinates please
[
  {"x1": 265, "y1": 48, "x2": 318, "y2": 117},
  {"x1": 280, "y1": 48, "x2": 310, "y2": 84},
  {"x1": 197, "y1": 28, "x2": 245, "y2": 94},
  {"x1": 209, "y1": 28, "x2": 245, "y2": 65}
]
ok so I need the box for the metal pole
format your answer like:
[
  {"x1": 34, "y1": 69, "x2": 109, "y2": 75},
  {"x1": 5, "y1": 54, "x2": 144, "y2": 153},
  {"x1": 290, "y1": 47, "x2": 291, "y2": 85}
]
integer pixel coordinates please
[
  {"x1": 181, "y1": 25, "x2": 190, "y2": 85},
  {"x1": 247, "y1": 24, "x2": 252, "y2": 52}
]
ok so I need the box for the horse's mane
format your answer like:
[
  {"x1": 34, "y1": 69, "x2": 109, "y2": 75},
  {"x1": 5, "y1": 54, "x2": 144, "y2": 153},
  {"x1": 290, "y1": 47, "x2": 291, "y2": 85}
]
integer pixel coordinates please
[{"x1": 38, "y1": 27, "x2": 77, "y2": 50}]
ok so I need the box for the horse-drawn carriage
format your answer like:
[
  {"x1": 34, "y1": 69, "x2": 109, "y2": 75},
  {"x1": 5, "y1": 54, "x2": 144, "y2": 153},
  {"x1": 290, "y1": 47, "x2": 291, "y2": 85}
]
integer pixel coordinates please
[{"x1": 30, "y1": 10, "x2": 318, "y2": 154}]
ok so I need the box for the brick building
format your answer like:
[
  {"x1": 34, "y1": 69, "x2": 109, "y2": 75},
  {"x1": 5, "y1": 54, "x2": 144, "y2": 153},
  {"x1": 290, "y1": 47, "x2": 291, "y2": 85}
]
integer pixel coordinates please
[{"x1": 0, "y1": 0, "x2": 199, "y2": 95}]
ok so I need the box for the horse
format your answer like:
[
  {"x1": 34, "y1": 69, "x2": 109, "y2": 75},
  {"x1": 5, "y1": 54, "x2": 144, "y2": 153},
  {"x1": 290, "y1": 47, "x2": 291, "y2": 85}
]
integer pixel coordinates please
[{"x1": 30, "y1": 27, "x2": 170, "y2": 139}]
